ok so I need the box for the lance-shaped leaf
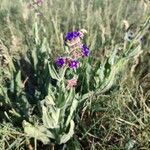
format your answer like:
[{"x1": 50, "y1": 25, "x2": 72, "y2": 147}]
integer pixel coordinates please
[
  {"x1": 127, "y1": 45, "x2": 142, "y2": 58},
  {"x1": 97, "y1": 58, "x2": 125, "y2": 94},
  {"x1": 48, "y1": 64, "x2": 60, "y2": 81},
  {"x1": 80, "y1": 91, "x2": 94, "y2": 102},
  {"x1": 33, "y1": 22, "x2": 40, "y2": 44},
  {"x1": 31, "y1": 48, "x2": 38, "y2": 71},
  {"x1": 59, "y1": 120, "x2": 75, "y2": 144},
  {"x1": 108, "y1": 46, "x2": 118, "y2": 65},
  {"x1": 15, "y1": 71, "x2": 24, "y2": 94},
  {"x1": 65, "y1": 97, "x2": 78, "y2": 127}
]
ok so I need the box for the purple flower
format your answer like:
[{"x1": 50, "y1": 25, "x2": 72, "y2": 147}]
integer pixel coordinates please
[
  {"x1": 81, "y1": 44, "x2": 90, "y2": 57},
  {"x1": 69, "y1": 59, "x2": 79, "y2": 69},
  {"x1": 56, "y1": 57, "x2": 65, "y2": 67},
  {"x1": 65, "y1": 31, "x2": 80, "y2": 41}
]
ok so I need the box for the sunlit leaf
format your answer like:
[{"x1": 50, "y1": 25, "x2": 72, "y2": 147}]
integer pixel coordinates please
[
  {"x1": 23, "y1": 120, "x2": 51, "y2": 144},
  {"x1": 59, "y1": 120, "x2": 75, "y2": 144}
]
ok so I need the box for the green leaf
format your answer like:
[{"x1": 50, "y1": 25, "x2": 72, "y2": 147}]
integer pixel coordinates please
[
  {"x1": 80, "y1": 91, "x2": 94, "y2": 102},
  {"x1": 65, "y1": 88, "x2": 75, "y2": 106},
  {"x1": 31, "y1": 49, "x2": 38, "y2": 71},
  {"x1": 65, "y1": 97, "x2": 78, "y2": 127},
  {"x1": 15, "y1": 71, "x2": 24, "y2": 94},
  {"x1": 23, "y1": 120, "x2": 51, "y2": 144},
  {"x1": 41, "y1": 102, "x2": 60, "y2": 129},
  {"x1": 108, "y1": 47, "x2": 118, "y2": 65},
  {"x1": 128, "y1": 45, "x2": 142, "y2": 58},
  {"x1": 47, "y1": 84, "x2": 56, "y2": 100},
  {"x1": 0, "y1": 86, "x2": 10, "y2": 103},
  {"x1": 97, "y1": 64, "x2": 105, "y2": 81},
  {"x1": 67, "y1": 138, "x2": 81, "y2": 150},
  {"x1": 44, "y1": 95, "x2": 55, "y2": 106},
  {"x1": 33, "y1": 22, "x2": 40, "y2": 44},
  {"x1": 97, "y1": 58, "x2": 125, "y2": 94},
  {"x1": 86, "y1": 63, "x2": 92, "y2": 90},
  {"x1": 43, "y1": 38, "x2": 51, "y2": 54},
  {"x1": 59, "y1": 120, "x2": 75, "y2": 144},
  {"x1": 48, "y1": 64, "x2": 60, "y2": 81}
]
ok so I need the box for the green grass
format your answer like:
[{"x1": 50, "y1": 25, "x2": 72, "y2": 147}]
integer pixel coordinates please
[{"x1": 0, "y1": 0, "x2": 150, "y2": 149}]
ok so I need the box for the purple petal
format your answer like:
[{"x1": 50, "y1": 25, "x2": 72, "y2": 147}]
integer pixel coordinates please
[
  {"x1": 69, "y1": 59, "x2": 79, "y2": 69},
  {"x1": 56, "y1": 57, "x2": 65, "y2": 67}
]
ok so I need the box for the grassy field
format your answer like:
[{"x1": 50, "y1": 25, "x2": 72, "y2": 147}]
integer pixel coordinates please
[{"x1": 0, "y1": 0, "x2": 150, "y2": 149}]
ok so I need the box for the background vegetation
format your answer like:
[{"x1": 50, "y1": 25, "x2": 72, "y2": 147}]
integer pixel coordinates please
[{"x1": 0, "y1": 0, "x2": 150, "y2": 149}]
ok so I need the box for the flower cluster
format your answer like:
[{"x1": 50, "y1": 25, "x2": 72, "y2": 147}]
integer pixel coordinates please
[
  {"x1": 55, "y1": 29, "x2": 89, "y2": 89},
  {"x1": 56, "y1": 29, "x2": 90, "y2": 69},
  {"x1": 56, "y1": 57, "x2": 79, "y2": 69}
]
